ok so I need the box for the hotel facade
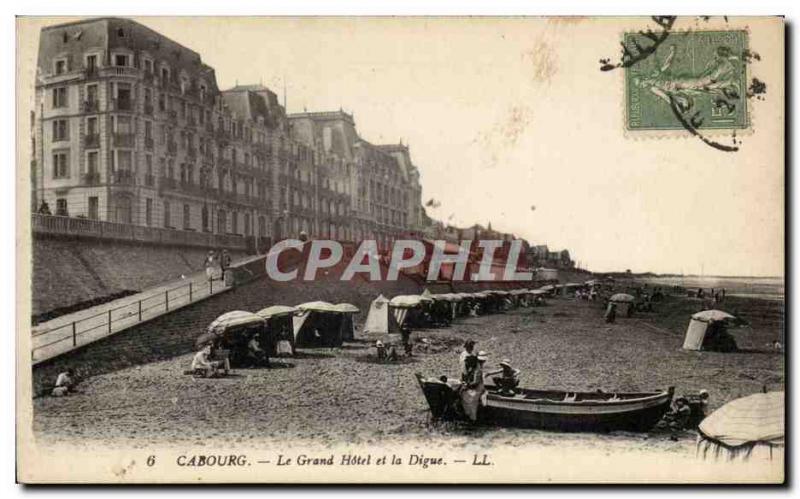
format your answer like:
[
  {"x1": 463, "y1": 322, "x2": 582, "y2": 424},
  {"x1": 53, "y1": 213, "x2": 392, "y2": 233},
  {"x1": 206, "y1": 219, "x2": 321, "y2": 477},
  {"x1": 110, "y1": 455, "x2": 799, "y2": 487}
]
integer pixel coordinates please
[{"x1": 32, "y1": 17, "x2": 425, "y2": 251}]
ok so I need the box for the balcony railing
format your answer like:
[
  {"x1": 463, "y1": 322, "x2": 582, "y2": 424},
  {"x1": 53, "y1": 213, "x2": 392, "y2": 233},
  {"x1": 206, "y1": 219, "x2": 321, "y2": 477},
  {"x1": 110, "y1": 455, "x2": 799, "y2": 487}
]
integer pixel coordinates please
[
  {"x1": 103, "y1": 66, "x2": 141, "y2": 78},
  {"x1": 111, "y1": 169, "x2": 135, "y2": 185},
  {"x1": 81, "y1": 171, "x2": 101, "y2": 185},
  {"x1": 160, "y1": 177, "x2": 177, "y2": 191},
  {"x1": 84, "y1": 133, "x2": 100, "y2": 149},
  {"x1": 113, "y1": 133, "x2": 135, "y2": 148},
  {"x1": 111, "y1": 98, "x2": 134, "y2": 112},
  {"x1": 82, "y1": 100, "x2": 100, "y2": 113}
]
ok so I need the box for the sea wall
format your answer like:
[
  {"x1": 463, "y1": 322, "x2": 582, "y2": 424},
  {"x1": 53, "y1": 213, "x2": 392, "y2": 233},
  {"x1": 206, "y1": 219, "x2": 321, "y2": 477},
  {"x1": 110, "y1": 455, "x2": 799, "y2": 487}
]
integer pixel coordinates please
[{"x1": 32, "y1": 236, "x2": 246, "y2": 320}]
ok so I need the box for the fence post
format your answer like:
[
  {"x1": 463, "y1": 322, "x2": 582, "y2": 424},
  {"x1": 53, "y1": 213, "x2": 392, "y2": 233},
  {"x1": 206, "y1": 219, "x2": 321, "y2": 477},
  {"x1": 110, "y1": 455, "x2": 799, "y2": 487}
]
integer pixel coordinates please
[
  {"x1": 166, "y1": 290, "x2": 169, "y2": 311},
  {"x1": 189, "y1": 282, "x2": 193, "y2": 301},
  {"x1": 72, "y1": 322, "x2": 76, "y2": 346},
  {"x1": 138, "y1": 300, "x2": 142, "y2": 321},
  {"x1": 108, "y1": 309, "x2": 112, "y2": 334}
]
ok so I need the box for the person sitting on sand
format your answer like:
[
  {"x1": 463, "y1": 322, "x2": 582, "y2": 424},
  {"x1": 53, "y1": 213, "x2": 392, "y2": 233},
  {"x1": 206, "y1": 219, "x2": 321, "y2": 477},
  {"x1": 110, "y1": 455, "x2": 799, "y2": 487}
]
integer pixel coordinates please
[
  {"x1": 375, "y1": 340, "x2": 387, "y2": 361},
  {"x1": 685, "y1": 389, "x2": 710, "y2": 428},
  {"x1": 51, "y1": 368, "x2": 77, "y2": 397},
  {"x1": 192, "y1": 345, "x2": 226, "y2": 378},
  {"x1": 246, "y1": 335, "x2": 270, "y2": 368}
]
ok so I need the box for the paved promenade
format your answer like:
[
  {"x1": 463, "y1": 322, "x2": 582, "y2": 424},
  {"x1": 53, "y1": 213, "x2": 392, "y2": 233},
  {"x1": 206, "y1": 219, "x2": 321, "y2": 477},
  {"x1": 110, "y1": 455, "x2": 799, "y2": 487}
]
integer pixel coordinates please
[{"x1": 31, "y1": 268, "x2": 231, "y2": 364}]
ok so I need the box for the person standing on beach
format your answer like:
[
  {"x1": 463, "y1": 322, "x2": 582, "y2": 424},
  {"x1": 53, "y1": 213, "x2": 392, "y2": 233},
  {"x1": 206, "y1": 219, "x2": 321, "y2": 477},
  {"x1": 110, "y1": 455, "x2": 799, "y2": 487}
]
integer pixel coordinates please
[
  {"x1": 459, "y1": 340, "x2": 476, "y2": 375},
  {"x1": 401, "y1": 325, "x2": 413, "y2": 356}
]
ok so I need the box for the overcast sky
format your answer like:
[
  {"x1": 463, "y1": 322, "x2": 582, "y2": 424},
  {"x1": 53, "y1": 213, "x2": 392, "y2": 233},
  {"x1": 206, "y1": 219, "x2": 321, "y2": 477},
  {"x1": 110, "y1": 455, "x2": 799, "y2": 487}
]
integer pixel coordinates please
[{"x1": 17, "y1": 16, "x2": 784, "y2": 276}]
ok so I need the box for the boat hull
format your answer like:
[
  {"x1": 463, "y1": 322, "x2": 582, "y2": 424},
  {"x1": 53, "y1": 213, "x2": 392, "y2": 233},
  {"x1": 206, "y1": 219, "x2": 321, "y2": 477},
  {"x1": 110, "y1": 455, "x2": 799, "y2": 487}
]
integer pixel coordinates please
[{"x1": 415, "y1": 374, "x2": 674, "y2": 433}]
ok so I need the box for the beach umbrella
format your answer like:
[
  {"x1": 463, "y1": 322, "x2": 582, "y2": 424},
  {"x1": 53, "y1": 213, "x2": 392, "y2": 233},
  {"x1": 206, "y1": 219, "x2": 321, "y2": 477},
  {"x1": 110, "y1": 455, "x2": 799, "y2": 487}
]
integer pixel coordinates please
[
  {"x1": 610, "y1": 293, "x2": 635, "y2": 303},
  {"x1": 697, "y1": 391, "x2": 784, "y2": 462},
  {"x1": 255, "y1": 305, "x2": 298, "y2": 319},
  {"x1": 692, "y1": 310, "x2": 737, "y2": 322}
]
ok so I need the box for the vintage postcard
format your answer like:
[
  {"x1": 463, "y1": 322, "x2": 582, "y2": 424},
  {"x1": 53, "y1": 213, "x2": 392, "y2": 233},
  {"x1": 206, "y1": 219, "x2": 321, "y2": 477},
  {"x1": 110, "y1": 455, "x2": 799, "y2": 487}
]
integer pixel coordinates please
[{"x1": 16, "y1": 16, "x2": 784, "y2": 484}]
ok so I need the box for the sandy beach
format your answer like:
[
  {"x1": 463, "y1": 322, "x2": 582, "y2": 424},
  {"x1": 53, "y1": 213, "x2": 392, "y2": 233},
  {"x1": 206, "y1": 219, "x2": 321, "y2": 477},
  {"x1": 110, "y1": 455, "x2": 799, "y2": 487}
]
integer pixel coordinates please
[{"x1": 31, "y1": 282, "x2": 784, "y2": 457}]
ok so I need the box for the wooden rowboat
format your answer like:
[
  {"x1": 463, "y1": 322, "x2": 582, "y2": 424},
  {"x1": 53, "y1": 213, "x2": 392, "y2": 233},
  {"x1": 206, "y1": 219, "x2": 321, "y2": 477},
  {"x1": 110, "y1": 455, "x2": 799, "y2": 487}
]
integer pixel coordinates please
[{"x1": 415, "y1": 373, "x2": 674, "y2": 432}]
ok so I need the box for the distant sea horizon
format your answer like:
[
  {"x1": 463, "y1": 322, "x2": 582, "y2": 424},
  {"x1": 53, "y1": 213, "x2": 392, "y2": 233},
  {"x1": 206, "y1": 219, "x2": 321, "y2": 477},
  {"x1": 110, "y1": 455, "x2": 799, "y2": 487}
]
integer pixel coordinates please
[{"x1": 630, "y1": 275, "x2": 785, "y2": 301}]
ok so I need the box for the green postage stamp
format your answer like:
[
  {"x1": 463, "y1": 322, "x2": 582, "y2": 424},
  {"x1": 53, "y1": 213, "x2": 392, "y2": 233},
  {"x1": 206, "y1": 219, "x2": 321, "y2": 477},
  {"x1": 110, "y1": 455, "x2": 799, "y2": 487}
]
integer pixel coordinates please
[{"x1": 625, "y1": 30, "x2": 750, "y2": 131}]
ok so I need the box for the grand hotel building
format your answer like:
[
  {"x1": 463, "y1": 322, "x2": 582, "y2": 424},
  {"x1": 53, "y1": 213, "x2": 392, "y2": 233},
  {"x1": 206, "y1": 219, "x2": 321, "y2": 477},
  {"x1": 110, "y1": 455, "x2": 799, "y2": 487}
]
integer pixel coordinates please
[{"x1": 32, "y1": 17, "x2": 425, "y2": 251}]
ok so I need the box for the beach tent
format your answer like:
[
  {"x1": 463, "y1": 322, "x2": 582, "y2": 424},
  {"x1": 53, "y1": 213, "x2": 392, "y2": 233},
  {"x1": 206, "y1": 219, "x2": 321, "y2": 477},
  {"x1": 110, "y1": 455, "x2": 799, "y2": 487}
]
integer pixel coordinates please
[
  {"x1": 196, "y1": 310, "x2": 265, "y2": 348},
  {"x1": 364, "y1": 295, "x2": 401, "y2": 335},
  {"x1": 682, "y1": 310, "x2": 737, "y2": 351},
  {"x1": 390, "y1": 294, "x2": 432, "y2": 327},
  {"x1": 697, "y1": 391, "x2": 784, "y2": 462},
  {"x1": 293, "y1": 301, "x2": 357, "y2": 348},
  {"x1": 256, "y1": 305, "x2": 298, "y2": 319},
  {"x1": 196, "y1": 311, "x2": 266, "y2": 365},
  {"x1": 255, "y1": 305, "x2": 298, "y2": 355}
]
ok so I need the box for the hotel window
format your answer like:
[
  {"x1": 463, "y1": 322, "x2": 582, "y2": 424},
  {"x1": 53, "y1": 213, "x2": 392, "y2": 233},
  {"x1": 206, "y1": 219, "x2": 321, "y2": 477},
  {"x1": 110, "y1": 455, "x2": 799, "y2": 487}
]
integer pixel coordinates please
[
  {"x1": 163, "y1": 200, "x2": 171, "y2": 228},
  {"x1": 114, "y1": 54, "x2": 129, "y2": 67},
  {"x1": 86, "y1": 151, "x2": 98, "y2": 175},
  {"x1": 86, "y1": 54, "x2": 97, "y2": 72},
  {"x1": 86, "y1": 84, "x2": 98, "y2": 105},
  {"x1": 54, "y1": 59, "x2": 67, "y2": 75},
  {"x1": 183, "y1": 204, "x2": 190, "y2": 230},
  {"x1": 56, "y1": 198, "x2": 68, "y2": 217},
  {"x1": 116, "y1": 150, "x2": 133, "y2": 171},
  {"x1": 144, "y1": 59, "x2": 153, "y2": 75},
  {"x1": 52, "y1": 119, "x2": 69, "y2": 141},
  {"x1": 145, "y1": 198, "x2": 153, "y2": 226},
  {"x1": 52, "y1": 87, "x2": 68, "y2": 108},
  {"x1": 88, "y1": 197, "x2": 99, "y2": 220},
  {"x1": 52, "y1": 151, "x2": 69, "y2": 178},
  {"x1": 113, "y1": 115, "x2": 133, "y2": 135}
]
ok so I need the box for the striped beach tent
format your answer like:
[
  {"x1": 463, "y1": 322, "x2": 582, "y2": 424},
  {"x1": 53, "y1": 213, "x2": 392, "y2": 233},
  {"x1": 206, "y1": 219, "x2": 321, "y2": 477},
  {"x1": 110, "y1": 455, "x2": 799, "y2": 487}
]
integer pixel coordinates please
[{"x1": 697, "y1": 391, "x2": 784, "y2": 462}]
